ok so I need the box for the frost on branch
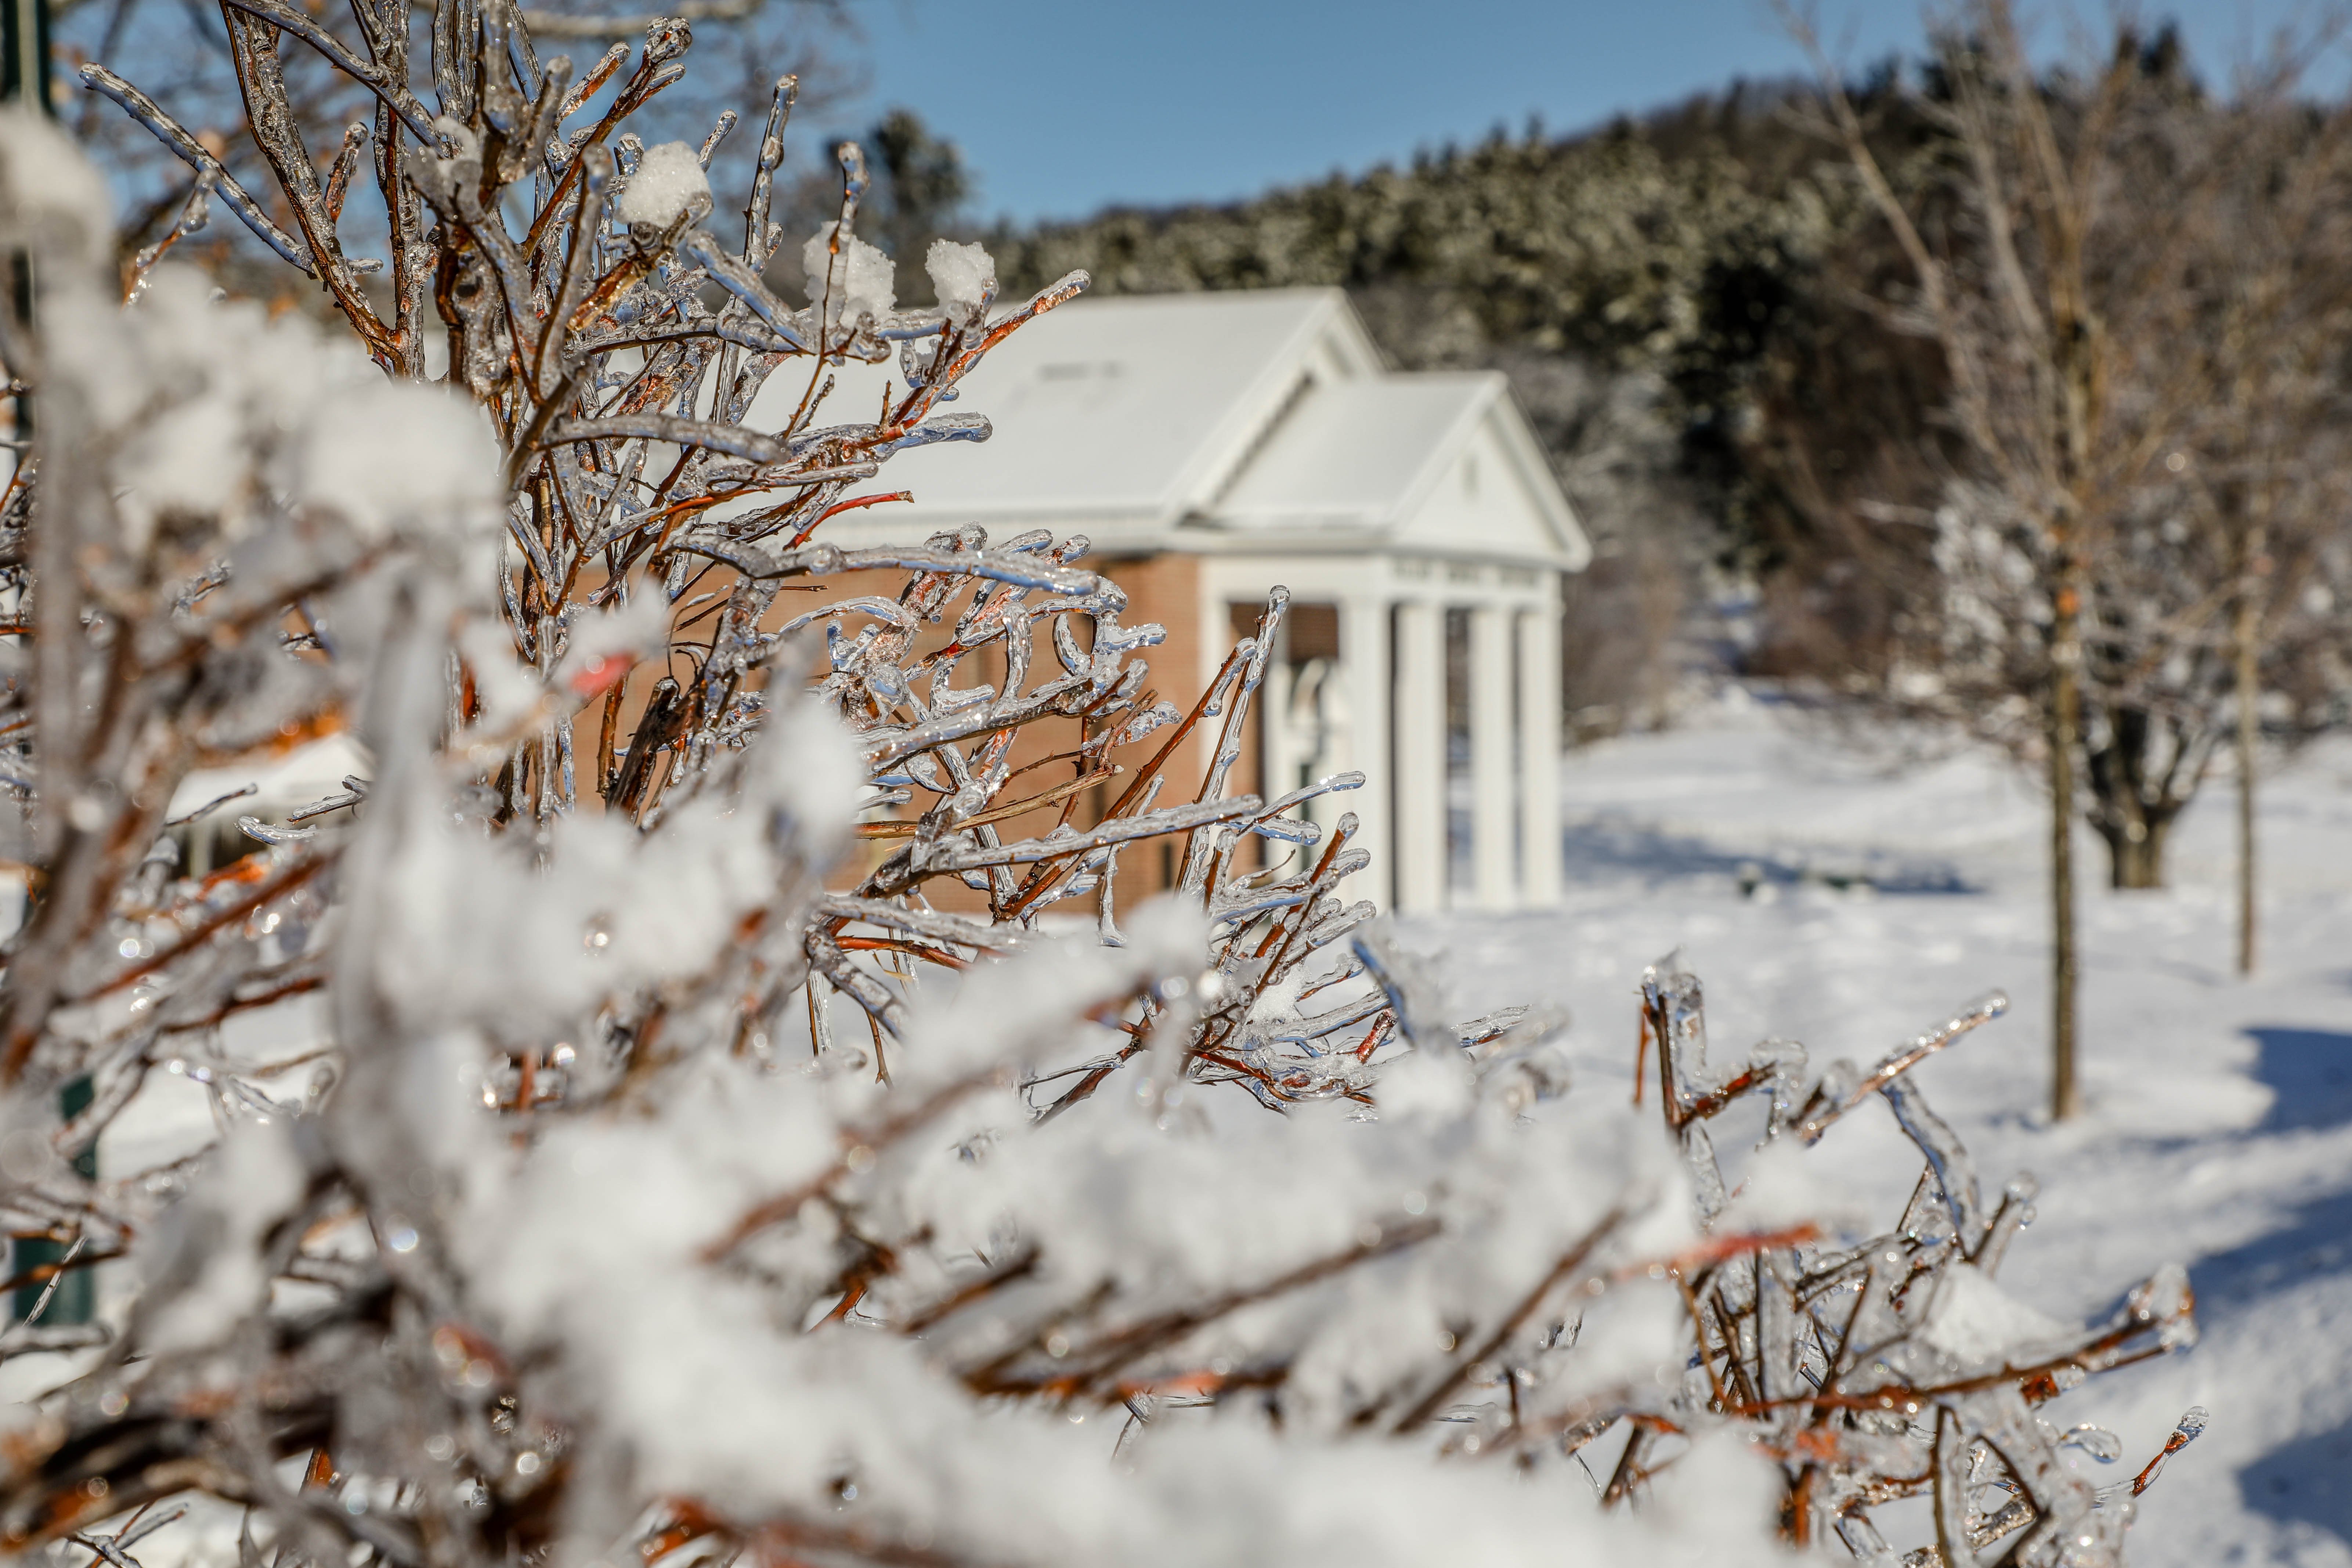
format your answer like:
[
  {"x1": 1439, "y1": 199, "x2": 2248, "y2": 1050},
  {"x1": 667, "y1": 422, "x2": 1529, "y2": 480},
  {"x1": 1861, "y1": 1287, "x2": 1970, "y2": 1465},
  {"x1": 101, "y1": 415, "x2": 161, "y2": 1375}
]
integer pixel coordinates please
[{"x1": 0, "y1": 11, "x2": 2209, "y2": 1567}]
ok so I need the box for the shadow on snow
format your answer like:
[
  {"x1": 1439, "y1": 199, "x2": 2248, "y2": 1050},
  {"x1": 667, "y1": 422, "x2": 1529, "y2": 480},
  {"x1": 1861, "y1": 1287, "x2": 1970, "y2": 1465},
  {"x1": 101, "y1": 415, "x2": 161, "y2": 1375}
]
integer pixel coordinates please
[
  {"x1": 1558, "y1": 814, "x2": 1979, "y2": 896},
  {"x1": 2245, "y1": 1027, "x2": 2352, "y2": 1135},
  {"x1": 2239, "y1": 1413, "x2": 2352, "y2": 1549},
  {"x1": 2182, "y1": 1032, "x2": 2352, "y2": 1319},
  {"x1": 2185, "y1": 1030, "x2": 2352, "y2": 1549}
]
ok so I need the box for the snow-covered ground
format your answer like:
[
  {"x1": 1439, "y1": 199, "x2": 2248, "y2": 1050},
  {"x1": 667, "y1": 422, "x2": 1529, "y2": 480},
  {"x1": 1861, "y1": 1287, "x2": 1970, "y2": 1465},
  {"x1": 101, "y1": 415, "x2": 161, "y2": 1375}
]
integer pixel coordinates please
[
  {"x1": 1411, "y1": 689, "x2": 2352, "y2": 1568},
  {"x1": 24, "y1": 693, "x2": 2351, "y2": 1564}
]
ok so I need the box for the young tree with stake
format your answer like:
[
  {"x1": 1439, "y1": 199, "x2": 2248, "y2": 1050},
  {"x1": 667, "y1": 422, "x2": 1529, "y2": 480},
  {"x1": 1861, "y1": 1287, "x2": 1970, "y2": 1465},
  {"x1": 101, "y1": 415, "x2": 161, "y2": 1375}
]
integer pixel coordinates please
[{"x1": 1795, "y1": 1, "x2": 2352, "y2": 1110}]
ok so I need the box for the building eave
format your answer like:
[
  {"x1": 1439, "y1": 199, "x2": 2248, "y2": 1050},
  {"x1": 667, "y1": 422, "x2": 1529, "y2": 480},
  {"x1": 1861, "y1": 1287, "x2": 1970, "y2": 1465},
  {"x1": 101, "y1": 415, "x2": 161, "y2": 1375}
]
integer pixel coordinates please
[
  {"x1": 1095, "y1": 529, "x2": 1580, "y2": 572},
  {"x1": 1490, "y1": 386, "x2": 1592, "y2": 569}
]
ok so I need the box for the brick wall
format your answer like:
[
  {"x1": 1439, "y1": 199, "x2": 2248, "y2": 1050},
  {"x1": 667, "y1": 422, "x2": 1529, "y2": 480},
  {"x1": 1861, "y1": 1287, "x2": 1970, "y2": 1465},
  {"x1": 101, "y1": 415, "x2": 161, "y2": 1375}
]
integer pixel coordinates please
[{"x1": 585, "y1": 549, "x2": 1267, "y2": 922}]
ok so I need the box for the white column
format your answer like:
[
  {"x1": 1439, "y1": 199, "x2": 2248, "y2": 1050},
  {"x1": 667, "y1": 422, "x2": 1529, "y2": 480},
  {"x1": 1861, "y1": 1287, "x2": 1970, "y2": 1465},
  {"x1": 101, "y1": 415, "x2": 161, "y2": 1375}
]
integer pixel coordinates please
[
  {"x1": 1340, "y1": 597, "x2": 1392, "y2": 912},
  {"x1": 1391, "y1": 600, "x2": 1446, "y2": 913},
  {"x1": 1518, "y1": 595, "x2": 1563, "y2": 906},
  {"x1": 1260, "y1": 657, "x2": 1298, "y2": 812},
  {"x1": 1470, "y1": 604, "x2": 1516, "y2": 909}
]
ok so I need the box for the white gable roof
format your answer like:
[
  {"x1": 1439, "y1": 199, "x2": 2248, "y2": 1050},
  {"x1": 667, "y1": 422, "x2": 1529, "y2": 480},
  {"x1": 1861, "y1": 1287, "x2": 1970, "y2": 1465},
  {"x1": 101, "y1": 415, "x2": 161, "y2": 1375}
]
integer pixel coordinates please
[
  {"x1": 1213, "y1": 377, "x2": 1491, "y2": 530},
  {"x1": 1204, "y1": 374, "x2": 1587, "y2": 570},
  {"x1": 791, "y1": 286, "x2": 1586, "y2": 570}
]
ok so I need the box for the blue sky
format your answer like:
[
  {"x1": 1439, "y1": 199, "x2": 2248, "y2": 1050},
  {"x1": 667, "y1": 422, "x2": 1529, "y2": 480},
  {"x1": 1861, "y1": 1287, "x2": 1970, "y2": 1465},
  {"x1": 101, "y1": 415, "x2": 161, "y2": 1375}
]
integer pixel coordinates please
[{"x1": 825, "y1": 1, "x2": 2345, "y2": 224}]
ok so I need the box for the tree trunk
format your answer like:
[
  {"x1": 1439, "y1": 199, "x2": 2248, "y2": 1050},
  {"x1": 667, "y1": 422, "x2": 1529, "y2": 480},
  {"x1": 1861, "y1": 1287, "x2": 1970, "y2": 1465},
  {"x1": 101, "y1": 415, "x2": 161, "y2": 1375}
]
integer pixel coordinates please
[
  {"x1": 2083, "y1": 706, "x2": 2186, "y2": 891},
  {"x1": 2099, "y1": 816, "x2": 2171, "y2": 889},
  {"x1": 2234, "y1": 527, "x2": 2265, "y2": 975},
  {"x1": 2049, "y1": 594, "x2": 2082, "y2": 1123}
]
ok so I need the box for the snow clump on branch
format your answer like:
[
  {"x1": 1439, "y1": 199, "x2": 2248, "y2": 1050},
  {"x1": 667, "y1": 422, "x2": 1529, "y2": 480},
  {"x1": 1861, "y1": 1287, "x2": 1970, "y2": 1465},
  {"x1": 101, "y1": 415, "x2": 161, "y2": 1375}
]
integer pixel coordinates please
[
  {"x1": 615, "y1": 140, "x2": 713, "y2": 229},
  {"x1": 926, "y1": 238, "x2": 997, "y2": 322},
  {"x1": 805, "y1": 221, "x2": 898, "y2": 325}
]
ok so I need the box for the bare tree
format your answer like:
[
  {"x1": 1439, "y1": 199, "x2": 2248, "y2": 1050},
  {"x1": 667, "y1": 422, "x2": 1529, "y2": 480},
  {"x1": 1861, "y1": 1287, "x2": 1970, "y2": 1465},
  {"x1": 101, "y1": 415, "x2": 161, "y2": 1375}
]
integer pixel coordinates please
[
  {"x1": 1801, "y1": 3, "x2": 2122, "y2": 1120},
  {"x1": 2159, "y1": 86, "x2": 2352, "y2": 972},
  {"x1": 1795, "y1": 2, "x2": 2352, "y2": 1114},
  {"x1": 55, "y1": 0, "x2": 858, "y2": 287}
]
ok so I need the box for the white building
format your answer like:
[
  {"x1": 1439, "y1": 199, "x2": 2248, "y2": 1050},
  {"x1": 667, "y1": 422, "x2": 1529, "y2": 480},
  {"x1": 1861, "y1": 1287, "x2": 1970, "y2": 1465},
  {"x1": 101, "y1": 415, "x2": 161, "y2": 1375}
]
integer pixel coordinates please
[{"x1": 811, "y1": 287, "x2": 1589, "y2": 912}]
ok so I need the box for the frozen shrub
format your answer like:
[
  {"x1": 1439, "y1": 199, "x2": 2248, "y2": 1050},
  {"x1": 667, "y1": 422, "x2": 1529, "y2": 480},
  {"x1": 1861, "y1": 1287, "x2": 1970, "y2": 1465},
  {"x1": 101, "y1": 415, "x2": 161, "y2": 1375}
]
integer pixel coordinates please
[{"x1": 0, "y1": 11, "x2": 2205, "y2": 1566}]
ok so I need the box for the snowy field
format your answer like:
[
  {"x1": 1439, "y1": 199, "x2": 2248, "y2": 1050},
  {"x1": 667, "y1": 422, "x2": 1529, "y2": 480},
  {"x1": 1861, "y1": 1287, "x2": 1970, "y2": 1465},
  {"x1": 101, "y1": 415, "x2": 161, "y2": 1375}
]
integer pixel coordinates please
[
  {"x1": 1410, "y1": 690, "x2": 2352, "y2": 1567},
  {"x1": 19, "y1": 692, "x2": 2350, "y2": 1565}
]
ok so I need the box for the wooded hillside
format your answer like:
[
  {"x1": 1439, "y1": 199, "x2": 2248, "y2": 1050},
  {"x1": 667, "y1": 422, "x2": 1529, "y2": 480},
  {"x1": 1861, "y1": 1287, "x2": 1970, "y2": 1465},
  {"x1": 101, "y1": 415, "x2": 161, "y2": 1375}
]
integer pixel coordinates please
[{"x1": 888, "y1": 30, "x2": 2341, "y2": 749}]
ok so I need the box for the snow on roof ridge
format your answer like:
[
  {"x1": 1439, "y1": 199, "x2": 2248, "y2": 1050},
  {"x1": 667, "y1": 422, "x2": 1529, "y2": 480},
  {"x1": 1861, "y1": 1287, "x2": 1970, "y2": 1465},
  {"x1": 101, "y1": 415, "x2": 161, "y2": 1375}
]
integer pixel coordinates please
[
  {"x1": 776, "y1": 290, "x2": 1583, "y2": 566},
  {"x1": 1054, "y1": 283, "x2": 1354, "y2": 312},
  {"x1": 1209, "y1": 373, "x2": 1504, "y2": 534},
  {"x1": 1157, "y1": 289, "x2": 1368, "y2": 517},
  {"x1": 1376, "y1": 373, "x2": 1509, "y2": 531}
]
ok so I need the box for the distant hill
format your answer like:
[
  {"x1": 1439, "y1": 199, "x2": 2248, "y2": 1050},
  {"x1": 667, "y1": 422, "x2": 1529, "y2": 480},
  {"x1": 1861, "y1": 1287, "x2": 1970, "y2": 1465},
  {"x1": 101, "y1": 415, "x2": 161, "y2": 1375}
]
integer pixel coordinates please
[
  {"x1": 971, "y1": 82, "x2": 1900, "y2": 726},
  {"x1": 994, "y1": 84, "x2": 1846, "y2": 459}
]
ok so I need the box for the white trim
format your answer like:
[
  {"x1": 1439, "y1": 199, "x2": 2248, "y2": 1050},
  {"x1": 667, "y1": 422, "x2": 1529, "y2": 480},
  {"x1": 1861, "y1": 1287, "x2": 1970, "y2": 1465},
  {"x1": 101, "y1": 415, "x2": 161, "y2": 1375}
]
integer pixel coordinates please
[
  {"x1": 1491, "y1": 385, "x2": 1592, "y2": 570},
  {"x1": 1364, "y1": 375, "x2": 1505, "y2": 531}
]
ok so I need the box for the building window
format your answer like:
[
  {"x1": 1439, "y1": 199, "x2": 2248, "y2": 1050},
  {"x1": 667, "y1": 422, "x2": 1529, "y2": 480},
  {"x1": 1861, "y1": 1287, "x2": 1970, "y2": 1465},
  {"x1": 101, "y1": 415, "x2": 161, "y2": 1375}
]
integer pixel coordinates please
[
  {"x1": 1227, "y1": 600, "x2": 1338, "y2": 667},
  {"x1": 1286, "y1": 603, "x2": 1339, "y2": 663},
  {"x1": 1224, "y1": 599, "x2": 1344, "y2": 874}
]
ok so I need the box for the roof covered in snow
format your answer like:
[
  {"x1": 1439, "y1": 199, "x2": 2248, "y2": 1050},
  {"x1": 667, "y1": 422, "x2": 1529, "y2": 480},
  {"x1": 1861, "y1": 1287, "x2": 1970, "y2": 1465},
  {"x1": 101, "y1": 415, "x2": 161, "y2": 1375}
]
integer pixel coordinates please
[
  {"x1": 1213, "y1": 375, "x2": 1497, "y2": 531},
  {"x1": 769, "y1": 288, "x2": 1587, "y2": 571}
]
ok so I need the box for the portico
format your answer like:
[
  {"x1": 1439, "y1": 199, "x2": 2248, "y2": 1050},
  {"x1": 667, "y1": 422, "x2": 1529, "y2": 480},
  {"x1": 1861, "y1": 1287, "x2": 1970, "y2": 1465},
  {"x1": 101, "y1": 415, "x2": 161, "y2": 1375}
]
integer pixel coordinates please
[
  {"x1": 801, "y1": 287, "x2": 1589, "y2": 912},
  {"x1": 1188, "y1": 552, "x2": 1562, "y2": 913}
]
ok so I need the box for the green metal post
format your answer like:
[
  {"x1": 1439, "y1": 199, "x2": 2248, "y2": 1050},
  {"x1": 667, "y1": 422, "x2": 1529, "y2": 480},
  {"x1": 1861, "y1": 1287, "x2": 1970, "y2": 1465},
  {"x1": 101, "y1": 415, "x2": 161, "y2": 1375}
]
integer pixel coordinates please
[
  {"x1": 1, "y1": 0, "x2": 48, "y2": 116},
  {"x1": 12, "y1": 1077, "x2": 94, "y2": 1324}
]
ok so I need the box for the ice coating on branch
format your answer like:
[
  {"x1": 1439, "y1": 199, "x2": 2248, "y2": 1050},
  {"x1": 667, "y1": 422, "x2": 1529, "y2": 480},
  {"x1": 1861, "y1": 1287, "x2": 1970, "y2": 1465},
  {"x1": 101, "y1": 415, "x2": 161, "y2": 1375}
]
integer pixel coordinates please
[
  {"x1": 455, "y1": 620, "x2": 545, "y2": 731},
  {"x1": 925, "y1": 236, "x2": 995, "y2": 320},
  {"x1": 1920, "y1": 1262, "x2": 2067, "y2": 1363},
  {"x1": 614, "y1": 139, "x2": 711, "y2": 227},
  {"x1": 804, "y1": 221, "x2": 896, "y2": 323},
  {"x1": 425, "y1": 891, "x2": 1701, "y2": 1552}
]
